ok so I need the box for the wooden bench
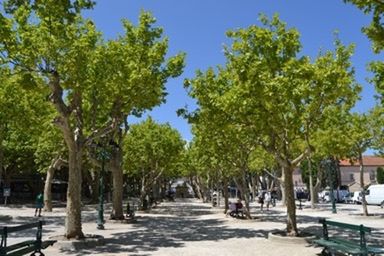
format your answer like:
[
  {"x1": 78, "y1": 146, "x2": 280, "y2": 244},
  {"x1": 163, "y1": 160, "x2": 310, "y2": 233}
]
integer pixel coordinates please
[
  {"x1": 313, "y1": 218, "x2": 384, "y2": 256},
  {"x1": 0, "y1": 221, "x2": 56, "y2": 256}
]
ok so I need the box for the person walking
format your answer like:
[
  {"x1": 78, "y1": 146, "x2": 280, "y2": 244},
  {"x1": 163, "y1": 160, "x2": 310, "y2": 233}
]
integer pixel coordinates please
[
  {"x1": 34, "y1": 192, "x2": 44, "y2": 217},
  {"x1": 265, "y1": 191, "x2": 272, "y2": 211},
  {"x1": 258, "y1": 192, "x2": 265, "y2": 211}
]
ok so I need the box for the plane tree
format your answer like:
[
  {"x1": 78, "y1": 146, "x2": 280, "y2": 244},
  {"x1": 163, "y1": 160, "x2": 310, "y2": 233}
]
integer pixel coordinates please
[
  {"x1": 185, "y1": 15, "x2": 360, "y2": 235},
  {"x1": 83, "y1": 11, "x2": 185, "y2": 219},
  {"x1": 0, "y1": 1, "x2": 184, "y2": 237},
  {"x1": 123, "y1": 118, "x2": 185, "y2": 209}
]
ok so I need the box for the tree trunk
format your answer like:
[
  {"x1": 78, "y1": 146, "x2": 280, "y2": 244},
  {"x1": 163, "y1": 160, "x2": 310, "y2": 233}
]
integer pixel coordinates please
[
  {"x1": 110, "y1": 148, "x2": 124, "y2": 219},
  {"x1": 313, "y1": 164, "x2": 323, "y2": 203},
  {"x1": 139, "y1": 176, "x2": 148, "y2": 210},
  {"x1": 65, "y1": 147, "x2": 84, "y2": 238},
  {"x1": 283, "y1": 166, "x2": 298, "y2": 236},
  {"x1": 234, "y1": 175, "x2": 252, "y2": 219},
  {"x1": 223, "y1": 177, "x2": 229, "y2": 214},
  {"x1": 308, "y1": 157, "x2": 316, "y2": 209},
  {"x1": 43, "y1": 161, "x2": 55, "y2": 212},
  {"x1": 280, "y1": 167, "x2": 286, "y2": 207},
  {"x1": 251, "y1": 174, "x2": 258, "y2": 202},
  {"x1": 359, "y1": 152, "x2": 369, "y2": 216},
  {"x1": 90, "y1": 170, "x2": 99, "y2": 204},
  {"x1": 44, "y1": 156, "x2": 67, "y2": 211},
  {"x1": 192, "y1": 176, "x2": 204, "y2": 201},
  {"x1": 0, "y1": 129, "x2": 4, "y2": 184}
]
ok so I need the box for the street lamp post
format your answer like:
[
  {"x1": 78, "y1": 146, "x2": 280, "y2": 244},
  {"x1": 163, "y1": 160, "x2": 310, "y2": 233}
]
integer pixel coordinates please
[
  {"x1": 324, "y1": 158, "x2": 337, "y2": 214},
  {"x1": 92, "y1": 138, "x2": 111, "y2": 230}
]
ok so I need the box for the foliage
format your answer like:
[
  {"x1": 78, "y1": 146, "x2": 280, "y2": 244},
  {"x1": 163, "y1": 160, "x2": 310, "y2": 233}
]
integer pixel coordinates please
[
  {"x1": 344, "y1": 112, "x2": 376, "y2": 160},
  {"x1": 123, "y1": 117, "x2": 185, "y2": 180},
  {"x1": 377, "y1": 166, "x2": 384, "y2": 184},
  {"x1": 343, "y1": 0, "x2": 384, "y2": 53},
  {"x1": 184, "y1": 14, "x2": 360, "y2": 234},
  {"x1": 0, "y1": 0, "x2": 185, "y2": 238},
  {"x1": 0, "y1": 67, "x2": 53, "y2": 177}
]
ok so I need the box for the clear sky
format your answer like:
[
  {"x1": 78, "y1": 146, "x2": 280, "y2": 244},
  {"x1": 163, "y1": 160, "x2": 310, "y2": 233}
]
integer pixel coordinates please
[{"x1": 85, "y1": 0, "x2": 380, "y2": 142}]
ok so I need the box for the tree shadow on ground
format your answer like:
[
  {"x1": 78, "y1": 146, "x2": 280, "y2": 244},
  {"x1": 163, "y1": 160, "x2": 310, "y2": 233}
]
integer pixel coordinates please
[{"x1": 55, "y1": 214, "x2": 274, "y2": 255}]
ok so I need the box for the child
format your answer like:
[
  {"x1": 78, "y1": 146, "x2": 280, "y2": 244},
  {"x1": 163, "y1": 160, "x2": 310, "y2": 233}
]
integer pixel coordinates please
[{"x1": 35, "y1": 192, "x2": 44, "y2": 217}]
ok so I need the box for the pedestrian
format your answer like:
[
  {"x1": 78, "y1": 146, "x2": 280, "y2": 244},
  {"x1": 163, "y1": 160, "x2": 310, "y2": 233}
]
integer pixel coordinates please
[
  {"x1": 258, "y1": 192, "x2": 265, "y2": 211},
  {"x1": 265, "y1": 191, "x2": 272, "y2": 210},
  {"x1": 34, "y1": 192, "x2": 44, "y2": 217}
]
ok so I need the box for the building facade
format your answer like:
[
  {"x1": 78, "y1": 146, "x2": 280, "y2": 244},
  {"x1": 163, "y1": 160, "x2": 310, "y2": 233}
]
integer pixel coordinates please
[
  {"x1": 293, "y1": 156, "x2": 384, "y2": 191},
  {"x1": 339, "y1": 156, "x2": 384, "y2": 192}
]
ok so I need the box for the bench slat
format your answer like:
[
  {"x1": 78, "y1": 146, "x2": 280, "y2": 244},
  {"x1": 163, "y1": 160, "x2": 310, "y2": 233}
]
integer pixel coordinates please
[
  {"x1": 319, "y1": 218, "x2": 371, "y2": 233},
  {"x1": 314, "y1": 239, "x2": 367, "y2": 254},
  {"x1": 4, "y1": 240, "x2": 35, "y2": 253},
  {"x1": 5, "y1": 245, "x2": 37, "y2": 256},
  {"x1": 0, "y1": 222, "x2": 45, "y2": 234}
]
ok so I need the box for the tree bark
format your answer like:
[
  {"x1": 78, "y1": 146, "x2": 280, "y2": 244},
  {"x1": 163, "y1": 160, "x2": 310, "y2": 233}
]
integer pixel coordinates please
[
  {"x1": 251, "y1": 174, "x2": 258, "y2": 202},
  {"x1": 308, "y1": 157, "x2": 316, "y2": 209},
  {"x1": 359, "y1": 151, "x2": 369, "y2": 216},
  {"x1": 223, "y1": 177, "x2": 229, "y2": 214},
  {"x1": 65, "y1": 146, "x2": 84, "y2": 238},
  {"x1": 280, "y1": 167, "x2": 286, "y2": 207},
  {"x1": 192, "y1": 176, "x2": 204, "y2": 201},
  {"x1": 43, "y1": 161, "x2": 55, "y2": 212},
  {"x1": 44, "y1": 156, "x2": 67, "y2": 212},
  {"x1": 110, "y1": 147, "x2": 124, "y2": 219},
  {"x1": 0, "y1": 128, "x2": 4, "y2": 184},
  {"x1": 284, "y1": 165, "x2": 298, "y2": 236},
  {"x1": 90, "y1": 170, "x2": 99, "y2": 204}
]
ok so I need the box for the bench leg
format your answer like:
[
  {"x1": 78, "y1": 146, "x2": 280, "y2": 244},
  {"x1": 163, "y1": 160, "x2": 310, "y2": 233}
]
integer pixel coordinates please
[
  {"x1": 30, "y1": 251, "x2": 44, "y2": 256},
  {"x1": 321, "y1": 248, "x2": 335, "y2": 256}
]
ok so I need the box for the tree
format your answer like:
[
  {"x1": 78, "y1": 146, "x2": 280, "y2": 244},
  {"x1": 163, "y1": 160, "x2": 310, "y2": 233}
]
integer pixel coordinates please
[
  {"x1": 0, "y1": 1, "x2": 184, "y2": 238},
  {"x1": 123, "y1": 118, "x2": 185, "y2": 209},
  {"x1": 34, "y1": 116, "x2": 67, "y2": 212},
  {"x1": 83, "y1": 11, "x2": 185, "y2": 219},
  {"x1": 377, "y1": 167, "x2": 384, "y2": 184},
  {"x1": 344, "y1": 112, "x2": 377, "y2": 216},
  {"x1": 185, "y1": 15, "x2": 360, "y2": 235},
  {"x1": 343, "y1": 0, "x2": 384, "y2": 53}
]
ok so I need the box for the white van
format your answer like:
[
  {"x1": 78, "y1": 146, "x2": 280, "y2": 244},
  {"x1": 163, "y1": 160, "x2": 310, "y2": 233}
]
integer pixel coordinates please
[{"x1": 365, "y1": 185, "x2": 384, "y2": 206}]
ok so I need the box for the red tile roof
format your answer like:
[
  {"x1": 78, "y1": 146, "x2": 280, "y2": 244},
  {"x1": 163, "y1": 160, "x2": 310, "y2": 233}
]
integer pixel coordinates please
[{"x1": 339, "y1": 156, "x2": 384, "y2": 166}]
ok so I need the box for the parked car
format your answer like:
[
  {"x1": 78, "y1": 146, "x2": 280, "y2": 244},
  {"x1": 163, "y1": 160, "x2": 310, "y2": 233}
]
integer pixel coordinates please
[
  {"x1": 319, "y1": 189, "x2": 349, "y2": 203},
  {"x1": 342, "y1": 192, "x2": 353, "y2": 204},
  {"x1": 365, "y1": 185, "x2": 384, "y2": 206},
  {"x1": 351, "y1": 191, "x2": 362, "y2": 204}
]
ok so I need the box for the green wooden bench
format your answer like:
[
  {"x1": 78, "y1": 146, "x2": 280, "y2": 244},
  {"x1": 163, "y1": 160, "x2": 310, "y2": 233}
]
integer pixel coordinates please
[
  {"x1": 313, "y1": 218, "x2": 384, "y2": 256},
  {"x1": 0, "y1": 221, "x2": 56, "y2": 256}
]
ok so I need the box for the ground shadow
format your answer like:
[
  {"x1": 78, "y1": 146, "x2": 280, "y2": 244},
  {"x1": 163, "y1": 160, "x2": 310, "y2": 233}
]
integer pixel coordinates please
[{"x1": 54, "y1": 210, "x2": 272, "y2": 255}]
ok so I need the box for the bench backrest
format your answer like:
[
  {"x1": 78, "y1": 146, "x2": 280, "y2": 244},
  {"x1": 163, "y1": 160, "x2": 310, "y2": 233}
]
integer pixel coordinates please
[
  {"x1": 0, "y1": 221, "x2": 45, "y2": 236},
  {"x1": 0, "y1": 221, "x2": 45, "y2": 249},
  {"x1": 319, "y1": 218, "x2": 372, "y2": 250}
]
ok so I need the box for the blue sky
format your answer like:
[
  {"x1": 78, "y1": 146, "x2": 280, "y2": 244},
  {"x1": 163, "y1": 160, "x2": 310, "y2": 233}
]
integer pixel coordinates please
[{"x1": 86, "y1": 0, "x2": 379, "y2": 142}]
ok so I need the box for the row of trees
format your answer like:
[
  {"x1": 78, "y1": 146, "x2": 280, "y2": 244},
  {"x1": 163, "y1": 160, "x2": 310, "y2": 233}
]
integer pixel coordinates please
[
  {"x1": 1, "y1": 0, "x2": 384, "y2": 240},
  {"x1": 180, "y1": 12, "x2": 384, "y2": 236},
  {"x1": 0, "y1": 0, "x2": 185, "y2": 239}
]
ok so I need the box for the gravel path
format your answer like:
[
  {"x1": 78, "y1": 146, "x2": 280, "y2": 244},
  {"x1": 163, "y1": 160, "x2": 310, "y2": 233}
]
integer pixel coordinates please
[{"x1": 0, "y1": 199, "x2": 383, "y2": 255}]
